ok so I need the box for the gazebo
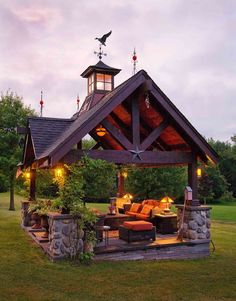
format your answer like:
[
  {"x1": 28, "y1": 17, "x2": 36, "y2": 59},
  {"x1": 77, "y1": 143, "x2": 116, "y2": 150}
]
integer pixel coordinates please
[{"x1": 20, "y1": 58, "x2": 218, "y2": 260}]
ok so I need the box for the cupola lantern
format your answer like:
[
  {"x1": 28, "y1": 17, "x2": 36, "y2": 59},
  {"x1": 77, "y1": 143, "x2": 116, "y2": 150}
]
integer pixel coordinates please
[{"x1": 81, "y1": 61, "x2": 121, "y2": 95}]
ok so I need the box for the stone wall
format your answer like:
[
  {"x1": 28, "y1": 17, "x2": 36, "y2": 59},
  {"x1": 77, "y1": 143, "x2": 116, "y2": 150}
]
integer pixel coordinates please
[
  {"x1": 176, "y1": 205, "x2": 212, "y2": 240},
  {"x1": 48, "y1": 213, "x2": 84, "y2": 260}
]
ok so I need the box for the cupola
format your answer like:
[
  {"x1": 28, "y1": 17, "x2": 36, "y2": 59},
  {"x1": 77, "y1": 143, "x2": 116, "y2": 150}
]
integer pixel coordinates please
[{"x1": 81, "y1": 61, "x2": 121, "y2": 95}]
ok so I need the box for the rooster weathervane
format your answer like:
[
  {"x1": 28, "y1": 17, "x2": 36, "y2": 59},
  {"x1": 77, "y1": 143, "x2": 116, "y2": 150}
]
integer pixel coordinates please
[{"x1": 94, "y1": 30, "x2": 112, "y2": 60}]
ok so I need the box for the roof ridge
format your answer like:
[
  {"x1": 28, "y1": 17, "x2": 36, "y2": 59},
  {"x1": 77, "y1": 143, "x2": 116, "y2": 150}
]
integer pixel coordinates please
[{"x1": 28, "y1": 116, "x2": 72, "y2": 122}]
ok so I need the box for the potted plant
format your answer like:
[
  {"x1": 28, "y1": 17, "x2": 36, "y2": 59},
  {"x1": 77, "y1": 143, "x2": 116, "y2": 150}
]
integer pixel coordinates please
[
  {"x1": 28, "y1": 200, "x2": 43, "y2": 229},
  {"x1": 36, "y1": 200, "x2": 53, "y2": 238}
]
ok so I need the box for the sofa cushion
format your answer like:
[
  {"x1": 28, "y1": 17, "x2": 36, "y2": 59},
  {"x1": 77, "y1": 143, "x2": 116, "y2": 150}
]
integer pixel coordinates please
[
  {"x1": 142, "y1": 199, "x2": 160, "y2": 207},
  {"x1": 130, "y1": 203, "x2": 142, "y2": 213},
  {"x1": 135, "y1": 213, "x2": 150, "y2": 220},
  {"x1": 123, "y1": 220, "x2": 153, "y2": 231},
  {"x1": 140, "y1": 204, "x2": 153, "y2": 215},
  {"x1": 125, "y1": 211, "x2": 137, "y2": 217}
]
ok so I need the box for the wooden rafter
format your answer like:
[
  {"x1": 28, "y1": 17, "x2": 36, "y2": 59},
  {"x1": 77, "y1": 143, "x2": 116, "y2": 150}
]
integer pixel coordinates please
[
  {"x1": 131, "y1": 97, "x2": 140, "y2": 146},
  {"x1": 141, "y1": 119, "x2": 169, "y2": 150},
  {"x1": 101, "y1": 119, "x2": 133, "y2": 150}
]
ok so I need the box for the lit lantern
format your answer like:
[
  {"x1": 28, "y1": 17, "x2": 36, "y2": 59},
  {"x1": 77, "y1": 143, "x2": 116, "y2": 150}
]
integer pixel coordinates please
[
  {"x1": 122, "y1": 171, "x2": 128, "y2": 178},
  {"x1": 95, "y1": 125, "x2": 106, "y2": 137},
  {"x1": 160, "y1": 196, "x2": 174, "y2": 212},
  {"x1": 55, "y1": 168, "x2": 63, "y2": 178},
  {"x1": 197, "y1": 168, "x2": 202, "y2": 178},
  {"x1": 123, "y1": 193, "x2": 133, "y2": 201},
  {"x1": 25, "y1": 172, "x2": 31, "y2": 179}
]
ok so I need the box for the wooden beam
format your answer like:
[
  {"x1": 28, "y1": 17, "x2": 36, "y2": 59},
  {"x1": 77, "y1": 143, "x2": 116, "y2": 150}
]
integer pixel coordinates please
[
  {"x1": 131, "y1": 97, "x2": 140, "y2": 146},
  {"x1": 101, "y1": 119, "x2": 133, "y2": 150},
  {"x1": 141, "y1": 119, "x2": 169, "y2": 150},
  {"x1": 117, "y1": 171, "x2": 125, "y2": 197},
  {"x1": 61, "y1": 149, "x2": 193, "y2": 165},
  {"x1": 188, "y1": 154, "x2": 200, "y2": 205},
  {"x1": 29, "y1": 169, "x2": 36, "y2": 200}
]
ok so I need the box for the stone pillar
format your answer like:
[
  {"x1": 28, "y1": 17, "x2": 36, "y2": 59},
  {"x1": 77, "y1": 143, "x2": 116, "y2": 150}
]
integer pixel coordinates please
[
  {"x1": 48, "y1": 213, "x2": 84, "y2": 261},
  {"x1": 176, "y1": 205, "x2": 212, "y2": 240}
]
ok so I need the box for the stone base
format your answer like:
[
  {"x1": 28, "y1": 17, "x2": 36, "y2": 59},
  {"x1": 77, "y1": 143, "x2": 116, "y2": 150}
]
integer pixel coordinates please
[
  {"x1": 95, "y1": 240, "x2": 211, "y2": 261},
  {"x1": 47, "y1": 213, "x2": 84, "y2": 261},
  {"x1": 176, "y1": 205, "x2": 212, "y2": 240}
]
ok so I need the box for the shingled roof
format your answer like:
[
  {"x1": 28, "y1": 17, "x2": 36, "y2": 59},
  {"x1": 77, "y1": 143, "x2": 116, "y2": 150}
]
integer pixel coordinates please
[{"x1": 28, "y1": 117, "x2": 73, "y2": 159}]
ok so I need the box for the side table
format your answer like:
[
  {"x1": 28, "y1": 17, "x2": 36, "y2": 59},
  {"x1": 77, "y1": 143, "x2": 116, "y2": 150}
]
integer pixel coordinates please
[{"x1": 154, "y1": 214, "x2": 177, "y2": 234}]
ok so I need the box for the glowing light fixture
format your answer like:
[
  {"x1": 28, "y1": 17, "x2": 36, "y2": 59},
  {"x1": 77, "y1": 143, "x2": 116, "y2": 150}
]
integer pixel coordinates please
[
  {"x1": 123, "y1": 193, "x2": 133, "y2": 200},
  {"x1": 25, "y1": 172, "x2": 31, "y2": 179},
  {"x1": 55, "y1": 168, "x2": 63, "y2": 178},
  {"x1": 122, "y1": 171, "x2": 128, "y2": 178},
  {"x1": 197, "y1": 168, "x2": 202, "y2": 178},
  {"x1": 96, "y1": 125, "x2": 106, "y2": 137},
  {"x1": 160, "y1": 196, "x2": 174, "y2": 214}
]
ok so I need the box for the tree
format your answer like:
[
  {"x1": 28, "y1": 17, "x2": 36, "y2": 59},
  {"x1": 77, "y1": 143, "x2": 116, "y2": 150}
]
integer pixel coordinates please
[
  {"x1": 126, "y1": 166, "x2": 187, "y2": 200},
  {"x1": 0, "y1": 91, "x2": 36, "y2": 210},
  {"x1": 208, "y1": 137, "x2": 236, "y2": 198},
  {"x1": 198, "y1": 164, "x2": 228, "y2": 203},
  {"x1": 80, "y1": 156, "x2": 117, "y2": 200}
]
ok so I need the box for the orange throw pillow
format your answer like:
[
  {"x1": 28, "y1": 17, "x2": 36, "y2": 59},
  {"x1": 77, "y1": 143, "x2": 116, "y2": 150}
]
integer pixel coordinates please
[
  {"x1": 140, "y1": 204, "x2": 153, "y2": 215},
  {"x1": 130, "y1": 203, "x2": 141, "y2": 213}
]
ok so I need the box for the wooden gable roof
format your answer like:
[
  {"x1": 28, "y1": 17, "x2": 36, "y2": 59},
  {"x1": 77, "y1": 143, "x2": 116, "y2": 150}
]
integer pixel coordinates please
[{"x1": 23, "y1": 69, "x2": 218, "y2": 168}]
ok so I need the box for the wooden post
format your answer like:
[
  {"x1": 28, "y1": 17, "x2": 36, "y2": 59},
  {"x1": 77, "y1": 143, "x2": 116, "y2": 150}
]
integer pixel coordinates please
[
  {"x1": 29, "y1": 169, "x2": 36, "y2": 201},
  {"x1": 188, "y1": 155, "x2": 200, "y2": 206},
  {"x1": 117, "y1": 171, "x2": 125, "y2": 197},
  {"x1": 132, "y1": 97, "x2": 140, "y2": 146}
]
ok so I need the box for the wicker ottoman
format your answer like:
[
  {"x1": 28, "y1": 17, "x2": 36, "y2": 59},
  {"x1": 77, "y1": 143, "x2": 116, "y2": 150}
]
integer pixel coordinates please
[{"x1": 119, "y1": 221, "x2": 156, "y2": 243}]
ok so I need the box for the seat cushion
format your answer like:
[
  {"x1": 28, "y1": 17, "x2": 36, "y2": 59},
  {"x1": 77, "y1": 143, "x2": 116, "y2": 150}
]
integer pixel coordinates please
[
  {"x1": 125, "y1": 211, "x2": 137, "y2": 217},
  {"x1": 135, "y1": 213, "x2": 149, "y2": 220},
  {"x1": 123, "y1": 220, "x2": 153, "y2": 231}
]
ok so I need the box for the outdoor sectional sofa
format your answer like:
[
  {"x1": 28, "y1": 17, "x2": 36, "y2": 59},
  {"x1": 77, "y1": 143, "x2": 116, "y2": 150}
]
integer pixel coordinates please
[{"x1": 125, "y1": 199, "x2": 165, "y2": 221}]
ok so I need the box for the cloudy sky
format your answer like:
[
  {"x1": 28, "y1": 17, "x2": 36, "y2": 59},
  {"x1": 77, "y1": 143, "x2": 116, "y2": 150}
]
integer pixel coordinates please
[{"x1": 0, "y1": 0, "x2": 235, "y2": 141}]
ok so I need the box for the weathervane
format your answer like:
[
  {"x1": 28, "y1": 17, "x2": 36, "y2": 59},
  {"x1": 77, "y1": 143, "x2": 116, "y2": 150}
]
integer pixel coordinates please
[
  {"x1": 132, "y1": 48, "x2": 138, "y2": 75},
  {"x1": 40, "y1": 91, "x2": 44, "y2": 117},
  {"x1": 94, "y1": 30, "x2": 112, "y2": 60}
]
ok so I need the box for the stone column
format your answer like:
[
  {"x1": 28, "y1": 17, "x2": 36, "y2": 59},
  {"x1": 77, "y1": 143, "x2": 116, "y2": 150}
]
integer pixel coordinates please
[
  {"x1": 48, "y1": 213, "x2": 84, "y2": 261},
  {"x1": 176, "y1": 205, "x2": 212, "y2": 240}
]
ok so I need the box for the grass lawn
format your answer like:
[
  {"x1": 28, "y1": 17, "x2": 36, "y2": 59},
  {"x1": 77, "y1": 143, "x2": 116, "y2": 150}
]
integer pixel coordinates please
[{"x1": 0, "y1": 193, "x2": 236, "y2": 301}]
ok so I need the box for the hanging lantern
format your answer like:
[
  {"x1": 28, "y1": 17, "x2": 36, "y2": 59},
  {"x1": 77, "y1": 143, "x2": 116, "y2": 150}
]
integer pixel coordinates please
[
  {"x1": 96, "y1": 125, "x2": 106, "y2": 137},
  {"x1": 197, "y1": 168, "x2": 202, "y2": 178}
]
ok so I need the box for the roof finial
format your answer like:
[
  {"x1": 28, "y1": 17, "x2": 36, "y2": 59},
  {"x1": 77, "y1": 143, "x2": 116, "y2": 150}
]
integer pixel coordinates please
[
  {"x1": 77, "y1": 93, "x2": 80, "y2": 111},
  {"x1": 132, "y1": 48, "x2": 138, "y2": 75},
  {"x1": 94, "y1": 30, "x2": 112, "y2": 60},
  {"x1": 40, "y1": 91, "x2": 44, "y2": 117}
]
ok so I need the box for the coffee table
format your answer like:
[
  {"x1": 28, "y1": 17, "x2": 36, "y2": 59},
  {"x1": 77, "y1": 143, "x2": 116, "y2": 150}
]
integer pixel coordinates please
[{"x1": 104, "y1": 214, "x2": 134, "y2": 230}]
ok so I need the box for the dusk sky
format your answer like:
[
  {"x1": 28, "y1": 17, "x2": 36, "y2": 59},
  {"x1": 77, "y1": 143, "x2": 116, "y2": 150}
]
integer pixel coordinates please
[{"x1": 0, "y1": 0, "x2": 235, "y2": 142}]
